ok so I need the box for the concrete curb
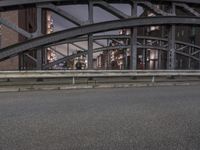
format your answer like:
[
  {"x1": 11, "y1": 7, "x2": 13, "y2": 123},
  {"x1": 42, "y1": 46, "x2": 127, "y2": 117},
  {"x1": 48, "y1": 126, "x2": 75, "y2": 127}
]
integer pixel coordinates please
[{"x1": 0, "y1": 82, "x2": 199, "y2": 93}]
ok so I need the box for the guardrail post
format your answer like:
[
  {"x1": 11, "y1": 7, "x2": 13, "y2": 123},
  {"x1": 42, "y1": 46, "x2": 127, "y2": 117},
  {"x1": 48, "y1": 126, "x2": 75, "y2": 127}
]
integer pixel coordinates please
[
  {"x1": 152, "y1": 76, "x2": 155, "y2": 83},
  {"x1": 72, "y1": 77, "x2": 75, "y2": 85}
]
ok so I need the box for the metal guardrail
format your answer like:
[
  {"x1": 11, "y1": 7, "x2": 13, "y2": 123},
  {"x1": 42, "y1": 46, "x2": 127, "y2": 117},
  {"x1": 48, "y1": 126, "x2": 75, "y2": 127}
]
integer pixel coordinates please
[
  {"x1": 0, "y1": 70, "x2": 199, "y2": 86},
  {"x1": 0, "y1": 70, "x2": 200, "y2": 79}
]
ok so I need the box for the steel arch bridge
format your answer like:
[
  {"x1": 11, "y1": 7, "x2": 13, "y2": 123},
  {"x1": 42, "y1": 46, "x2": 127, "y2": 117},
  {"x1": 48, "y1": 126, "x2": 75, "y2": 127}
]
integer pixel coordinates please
[{"x1": 0, "y1": 0, "x2": 200, "y2": 70}]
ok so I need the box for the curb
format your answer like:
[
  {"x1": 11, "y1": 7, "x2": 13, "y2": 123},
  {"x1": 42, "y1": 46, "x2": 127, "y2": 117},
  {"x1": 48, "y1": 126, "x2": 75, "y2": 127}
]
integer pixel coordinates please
[{"x1": 0, "y1": 82, "x2": 199, "y2": 93}]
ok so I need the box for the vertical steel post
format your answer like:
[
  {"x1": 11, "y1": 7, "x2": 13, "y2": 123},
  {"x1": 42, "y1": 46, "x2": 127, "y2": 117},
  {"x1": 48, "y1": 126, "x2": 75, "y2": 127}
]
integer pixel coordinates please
[
  {"x1": 19, "y1": 52, "x2": 23, "y2": 70},
  {"x1": 188, "y1": 47, "x2": 191, "y2": 69},
  {"x1": 107, "y1": 39, "x2": 111, "y2": 70},
  {"x1": 36, "y1": 6, "x2": 43, "y2": 70},
  {"x1": 67, "y1": 43, "x2": 69, "y2": 56},
  {"x1": 167, "y1": 4, "x2": 176, "y2": 70},
  {"x1": 124, "y1": 49, "x2": 127, "y2": 69},
  {"x1": 88, "y1": 1, "x2": 93, "y2": 70},
  {"x1": 130, "y1": 2, "x2": 137, "y2": 70},
  {"x1": 37, "y1": 48, "x2": 42, "y2": 70},
  {"x1": 158, "y1": 39, "x2": 163, "y2": 69},
  {"x1": 199, "y1": 53, "x2": 200, "y2": 69},
  {"x1": 158, "y1": 50, "x2": 162, "y2": 69},
  {"x1": 142, "y1": 39, "x2": 146, "y2": 70}
]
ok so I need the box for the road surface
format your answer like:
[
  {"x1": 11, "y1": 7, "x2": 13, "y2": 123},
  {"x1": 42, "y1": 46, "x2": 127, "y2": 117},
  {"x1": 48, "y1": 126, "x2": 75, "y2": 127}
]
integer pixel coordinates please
[{"x1": 0, "y1": 85, "x2": 200, "y2": 150}]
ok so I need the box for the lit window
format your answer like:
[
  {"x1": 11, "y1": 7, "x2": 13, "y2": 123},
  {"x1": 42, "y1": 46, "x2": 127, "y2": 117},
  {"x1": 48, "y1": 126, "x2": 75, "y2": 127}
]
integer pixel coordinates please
[{"x1": 150, "y1": 26, "x2": 159, "y2": 31}]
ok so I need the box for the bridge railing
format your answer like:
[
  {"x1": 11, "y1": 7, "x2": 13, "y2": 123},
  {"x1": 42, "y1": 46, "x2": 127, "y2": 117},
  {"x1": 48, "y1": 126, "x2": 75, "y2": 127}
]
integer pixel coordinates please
[
  {"x1": 0, "y1": 70, "x2": 200, "y2": 85},
  {"x1": 0, "y1": 70, "x2": 200, "y2": 78}
]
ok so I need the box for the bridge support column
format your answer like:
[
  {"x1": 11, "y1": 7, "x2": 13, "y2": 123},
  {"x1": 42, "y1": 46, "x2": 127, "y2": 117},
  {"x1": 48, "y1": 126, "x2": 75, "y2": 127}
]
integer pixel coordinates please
[
  {"x1": 88, "y1": 34, "x2": 93, "y2": 70},
  {"x1": 88, "y1": 1, "x2": 93, "y2": 70},
  {"x1": 130, "y1": 2, "x2": 137, "y2": 70},
  {"x1": 167, "y1": 4, "x2": 176, "y2": 70},
  {"x1": 36, "y1": 6, "x2": 43, "y2": 70},
  {"x1": 167, "y1": 25, "x2": 176, "y2": 70},
  {"x1": 142, "y1": 39, "x2": 146, "y2": 70}
]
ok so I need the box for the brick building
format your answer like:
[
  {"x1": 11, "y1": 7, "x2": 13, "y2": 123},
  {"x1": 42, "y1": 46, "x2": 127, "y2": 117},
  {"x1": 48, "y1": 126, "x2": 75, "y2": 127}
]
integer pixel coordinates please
[
  {"x1": 0, "y1": 11, "x2": 19, "y2": 70},
  {"x1": 0, "y1": 8, "x2": 49, "y2": 71}
]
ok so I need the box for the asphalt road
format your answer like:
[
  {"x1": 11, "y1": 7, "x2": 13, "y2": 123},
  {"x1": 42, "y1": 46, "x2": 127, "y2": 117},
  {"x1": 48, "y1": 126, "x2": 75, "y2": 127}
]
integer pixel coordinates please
[{"x1": 0, "y1": 86, "x2": 200, "y2": 150}]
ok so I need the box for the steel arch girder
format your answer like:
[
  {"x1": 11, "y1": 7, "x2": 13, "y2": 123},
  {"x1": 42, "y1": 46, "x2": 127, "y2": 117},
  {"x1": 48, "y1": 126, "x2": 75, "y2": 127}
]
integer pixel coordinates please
[
  {"x1": 1, "y1": 0, "x2": 200, "y2": 9},
  {"x1": 0, "y1": 16, "x2": 200, "y2": 61}
]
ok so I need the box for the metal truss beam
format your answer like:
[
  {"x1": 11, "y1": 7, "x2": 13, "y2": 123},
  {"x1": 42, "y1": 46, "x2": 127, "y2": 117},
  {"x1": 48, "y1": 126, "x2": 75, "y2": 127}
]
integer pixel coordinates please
[
  {"x1": 25, "y1": 54, "x2": 37, "y2": 62},
  {"x1": 94, "y1": 41, "x2": 106, "y2": 47},
  {"x1": 49, "y1": 47, "x2": 66, "y2": 57},
  {"x1": 110, "y1": 39, "x2": 124, "y2": 45},
  {"x1": 0, "y1": 16, "x2": 200, "y2": 61},
  {"x1": 52, "y1": 35, "x2": 169, "y2": 46},
  {"x1": 43, "y1": 43, "x2": 200, "y2": 69},
  {"x1": 51, "y1": 35, "x2": 131, "y2": 46},
  {"x1": 192, "y1": 51, "x2": 200, "y2": 56},
  {"x1": 175, "y1": 3, "x2": 200, "y2": 17},
  {"x1": 0, "y1": 18, "x2": 32, "y2": 38},
  {"x1": 138, "y1": 2, "x2": 173, "y2": 16},
  {"x1": 94, "y1": 1, "x2": 129, "y2": 19},
  {"x1": 70, "y1": 43, "x2": 87, "y2": 51},
  {"x1": 1, "y1": 0, "x2": 200, "y2": 10},
  {"x1": 39, "y1": 3, "x2": 83, "y2": 26},
  {"x1": 176, "y1": 45, "x2": 188, "y2": 51},
  {"x1": 49, "y1": 35, "x2": 200, "y2": 57}
]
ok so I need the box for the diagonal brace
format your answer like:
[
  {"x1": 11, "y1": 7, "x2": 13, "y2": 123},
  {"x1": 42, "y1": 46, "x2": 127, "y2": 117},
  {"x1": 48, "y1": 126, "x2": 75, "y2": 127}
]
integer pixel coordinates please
[
  {"x1": 38, "y1": 3, "x2": 84, "y2": 26},
  {"x1": 70, "y1": 43, "x2": 87, "y2": 51},
  {"x1": 174, "y1": 3, "x2": 200, "y2": 17},
  {"x1": 138, "y1": 2, "x2": 173, "y2": 16},
  {"x1": 0, "y1": 18, "x2": 32, "y2": 38},
  {"x1": 94, "y1": 1, "x2": 130, "y2": 19}
]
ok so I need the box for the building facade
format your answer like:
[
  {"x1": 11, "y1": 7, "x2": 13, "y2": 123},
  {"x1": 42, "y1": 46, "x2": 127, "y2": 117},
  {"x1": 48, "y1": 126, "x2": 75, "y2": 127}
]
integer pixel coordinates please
[{"x1": 0, "y1": 11, "x2": 19, "y2": 71}]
